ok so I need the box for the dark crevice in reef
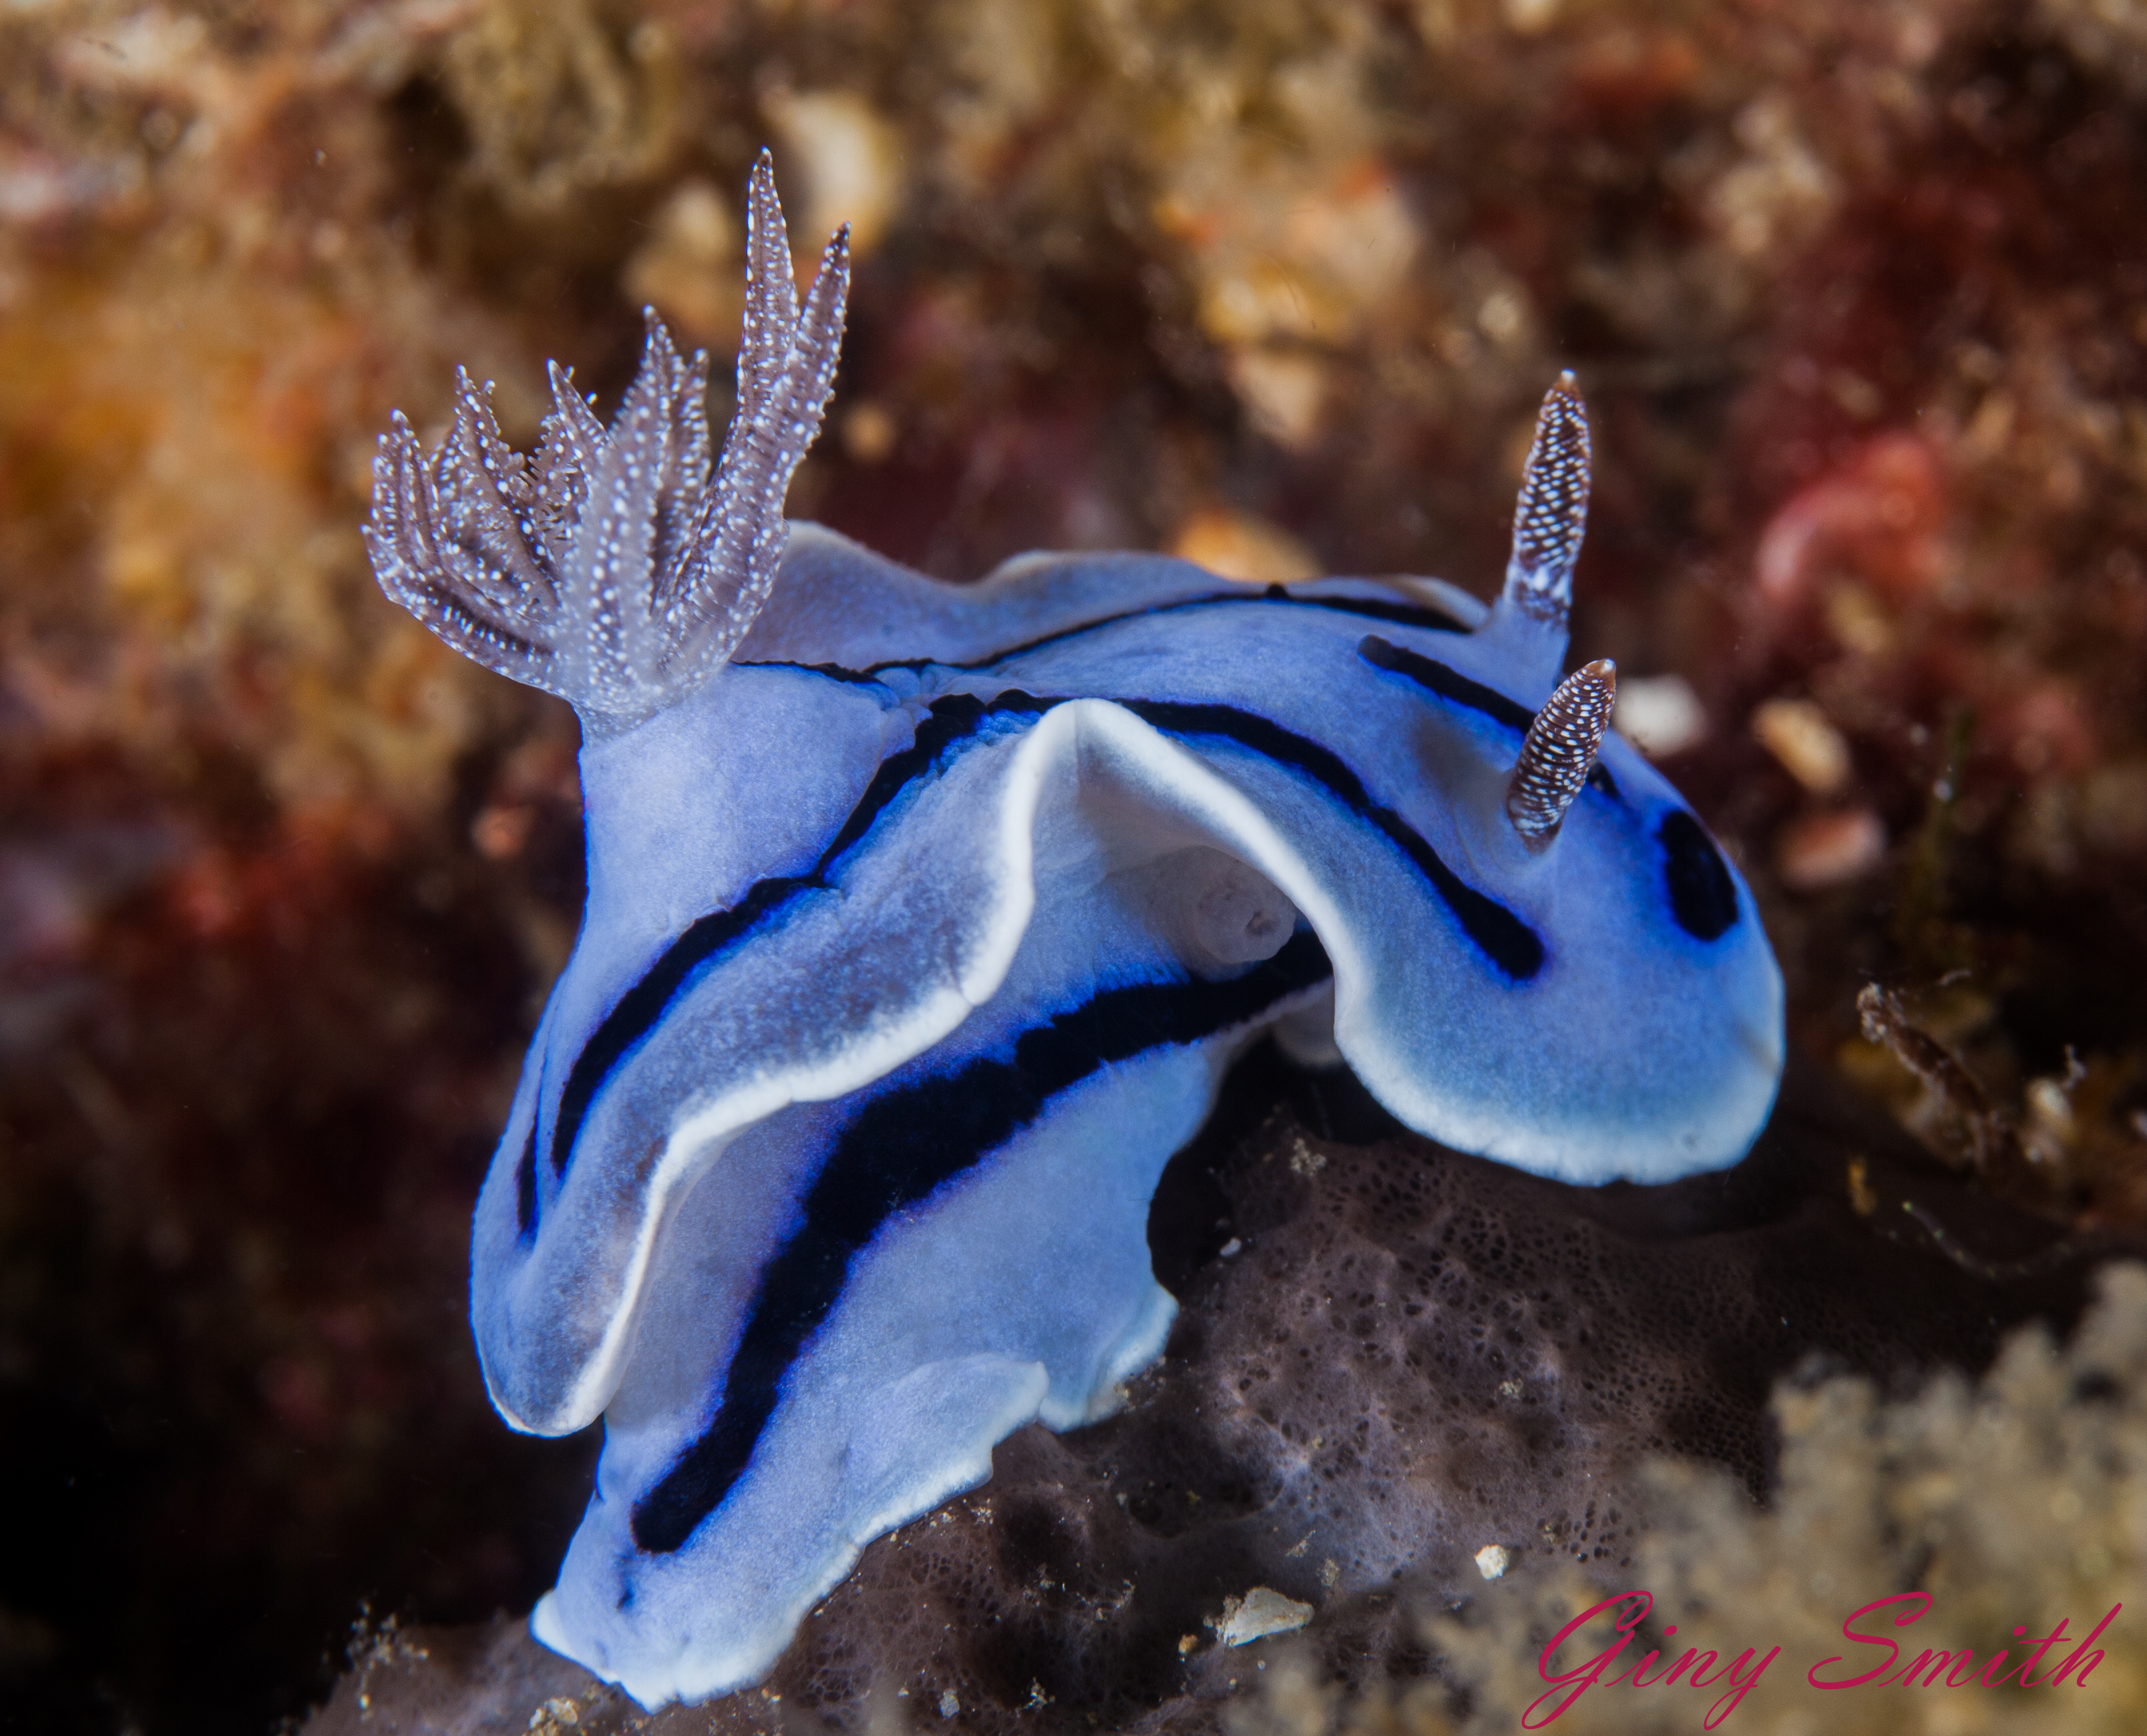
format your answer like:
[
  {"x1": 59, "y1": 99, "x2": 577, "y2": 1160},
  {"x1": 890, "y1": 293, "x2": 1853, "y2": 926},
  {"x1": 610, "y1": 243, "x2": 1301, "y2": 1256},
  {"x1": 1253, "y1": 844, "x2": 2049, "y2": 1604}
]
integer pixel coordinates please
[{"x1": 1147, "y1": 1036, "x2": 1303, "y2": 1295}]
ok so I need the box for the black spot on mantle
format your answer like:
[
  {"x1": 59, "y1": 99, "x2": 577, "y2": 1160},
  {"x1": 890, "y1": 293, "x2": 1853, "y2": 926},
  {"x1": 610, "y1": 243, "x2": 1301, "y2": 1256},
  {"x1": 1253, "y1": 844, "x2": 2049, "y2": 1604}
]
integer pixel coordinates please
[{"x1": 1660, "y1": 810, "x2": 1738, "y2": 941}]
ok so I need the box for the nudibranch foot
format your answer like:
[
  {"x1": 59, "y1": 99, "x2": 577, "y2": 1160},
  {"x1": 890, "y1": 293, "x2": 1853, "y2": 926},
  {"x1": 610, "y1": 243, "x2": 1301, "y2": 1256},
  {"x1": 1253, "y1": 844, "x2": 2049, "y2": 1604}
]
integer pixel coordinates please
[
  {"x1": 363, "y1": 162, "x2": 1785, "y2": 1711},
  {"x1": 532, "y1": 898, "x2": 1328, "y2": 1706}
]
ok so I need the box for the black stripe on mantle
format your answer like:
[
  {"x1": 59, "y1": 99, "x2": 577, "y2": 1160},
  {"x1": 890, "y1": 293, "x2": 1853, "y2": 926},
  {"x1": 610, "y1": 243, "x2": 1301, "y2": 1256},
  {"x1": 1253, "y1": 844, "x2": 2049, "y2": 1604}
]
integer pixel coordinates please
[
  {"x1": 628, "y1": 925, "x2": 1333, "y2": 1554},
  {"x1": 1356, "y1": 634, "x2": 1619, "y2": 800},
  {"x1": 529, "y1": 686, "x2": 1544, "y2": 1228},
  {"x1": 744, "y1": 582, "x2": 1470, "y2": 683}
]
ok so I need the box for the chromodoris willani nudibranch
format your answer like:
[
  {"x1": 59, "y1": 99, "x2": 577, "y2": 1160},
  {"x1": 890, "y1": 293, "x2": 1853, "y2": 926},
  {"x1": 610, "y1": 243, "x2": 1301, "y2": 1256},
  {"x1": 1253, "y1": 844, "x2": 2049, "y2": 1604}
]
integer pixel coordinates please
[{"x1": 362, "y1": 153, "x2": 1783, "y2": 1710}]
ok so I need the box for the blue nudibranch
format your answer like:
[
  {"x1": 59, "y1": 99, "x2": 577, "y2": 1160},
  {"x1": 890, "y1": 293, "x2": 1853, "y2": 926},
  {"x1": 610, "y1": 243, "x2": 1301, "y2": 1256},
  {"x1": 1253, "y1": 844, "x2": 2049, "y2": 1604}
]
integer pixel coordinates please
[{"x1": 365, "y1": 156, "x2": 1783, "y2": 1709}]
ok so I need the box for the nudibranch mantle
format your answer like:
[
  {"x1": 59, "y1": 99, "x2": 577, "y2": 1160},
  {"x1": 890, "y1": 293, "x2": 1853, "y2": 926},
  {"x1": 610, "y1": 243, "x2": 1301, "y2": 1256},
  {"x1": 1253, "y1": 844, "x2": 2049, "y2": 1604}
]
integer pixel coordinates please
[{"x1": 364, "y1": 157, "x2": 1783, "y2": 1710}]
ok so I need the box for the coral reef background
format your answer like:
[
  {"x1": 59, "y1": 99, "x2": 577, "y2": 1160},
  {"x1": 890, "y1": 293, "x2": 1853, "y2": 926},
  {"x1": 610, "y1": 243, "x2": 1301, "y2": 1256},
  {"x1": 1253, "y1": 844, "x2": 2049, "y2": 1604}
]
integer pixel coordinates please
[{"x1": 4, "y1": 0, "x2": 2147, "y2": 1729}]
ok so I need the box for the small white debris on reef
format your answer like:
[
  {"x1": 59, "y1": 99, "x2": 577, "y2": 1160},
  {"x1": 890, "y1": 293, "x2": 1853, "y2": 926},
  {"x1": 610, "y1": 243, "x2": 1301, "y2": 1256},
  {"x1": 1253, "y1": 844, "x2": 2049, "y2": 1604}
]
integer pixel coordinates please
[
  {"x1": 1777, "y1": 806, "x2": 1886, "y2": 891},
  {"x1": 1212, "y1": 1586, "x2": 1314, "y2": 1647},
  {"x1": 1169, "y1": 505, "x2": 1320, "y2": 584},
  {"x1": 1752, "y1": 696, "x2": 1852, "y2": 794},
  {"x1": 1474, "y1": 1544, "x2": 1511, "y2": 1580},
  {"x1": 1613, "y1": 674, "x2": 1709, "y2": 759}
]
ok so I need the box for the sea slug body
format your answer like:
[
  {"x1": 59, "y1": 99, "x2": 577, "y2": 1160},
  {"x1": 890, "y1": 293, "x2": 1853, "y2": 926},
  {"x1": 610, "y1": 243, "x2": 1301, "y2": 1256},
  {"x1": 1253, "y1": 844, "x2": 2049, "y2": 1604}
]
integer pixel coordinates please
[{"x1": 363, "y1": 155, "x2": 1784, "y2": 1709}]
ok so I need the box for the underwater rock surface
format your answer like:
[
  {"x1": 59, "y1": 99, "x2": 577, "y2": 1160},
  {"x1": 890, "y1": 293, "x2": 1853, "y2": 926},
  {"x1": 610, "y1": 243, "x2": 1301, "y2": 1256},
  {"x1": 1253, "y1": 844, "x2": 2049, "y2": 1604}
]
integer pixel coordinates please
[{"x1": 303, "y1": 1050, "x2": 2124, "y2": 1736}]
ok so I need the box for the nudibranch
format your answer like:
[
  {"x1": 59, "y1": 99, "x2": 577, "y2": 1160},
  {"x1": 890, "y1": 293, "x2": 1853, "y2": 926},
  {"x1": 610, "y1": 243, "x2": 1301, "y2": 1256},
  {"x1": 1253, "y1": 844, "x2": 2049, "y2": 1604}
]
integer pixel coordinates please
[{"x1": 364, "y1": 156, "x2": 1783, "y2": 1709}]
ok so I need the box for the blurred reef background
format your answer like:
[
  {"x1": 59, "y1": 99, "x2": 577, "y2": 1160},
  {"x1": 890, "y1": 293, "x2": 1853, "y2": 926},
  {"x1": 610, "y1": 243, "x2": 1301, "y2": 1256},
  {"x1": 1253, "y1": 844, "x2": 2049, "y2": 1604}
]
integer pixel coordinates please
[{"x1": 5, "y1": 0, "x2": 2147, "y2": 1730}]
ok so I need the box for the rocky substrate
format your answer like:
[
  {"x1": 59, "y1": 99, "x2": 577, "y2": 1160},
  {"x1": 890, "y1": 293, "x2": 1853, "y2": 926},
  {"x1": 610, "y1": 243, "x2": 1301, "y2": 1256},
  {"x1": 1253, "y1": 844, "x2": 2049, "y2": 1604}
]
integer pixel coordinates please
[{"x1": 302, "y1": 1049, "x2": 2126, "y2": 1736}]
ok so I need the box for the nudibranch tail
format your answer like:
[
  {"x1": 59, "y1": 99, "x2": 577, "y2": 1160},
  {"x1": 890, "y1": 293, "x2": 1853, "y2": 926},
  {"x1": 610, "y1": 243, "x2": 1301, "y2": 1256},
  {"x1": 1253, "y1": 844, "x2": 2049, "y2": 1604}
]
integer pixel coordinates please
[
  {"x1": 1505, "y1": 657, "x2": 1617, "y2": 846},
  {"x1": 362, "y1": 149, "x2": 849, "y2": 736}
]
